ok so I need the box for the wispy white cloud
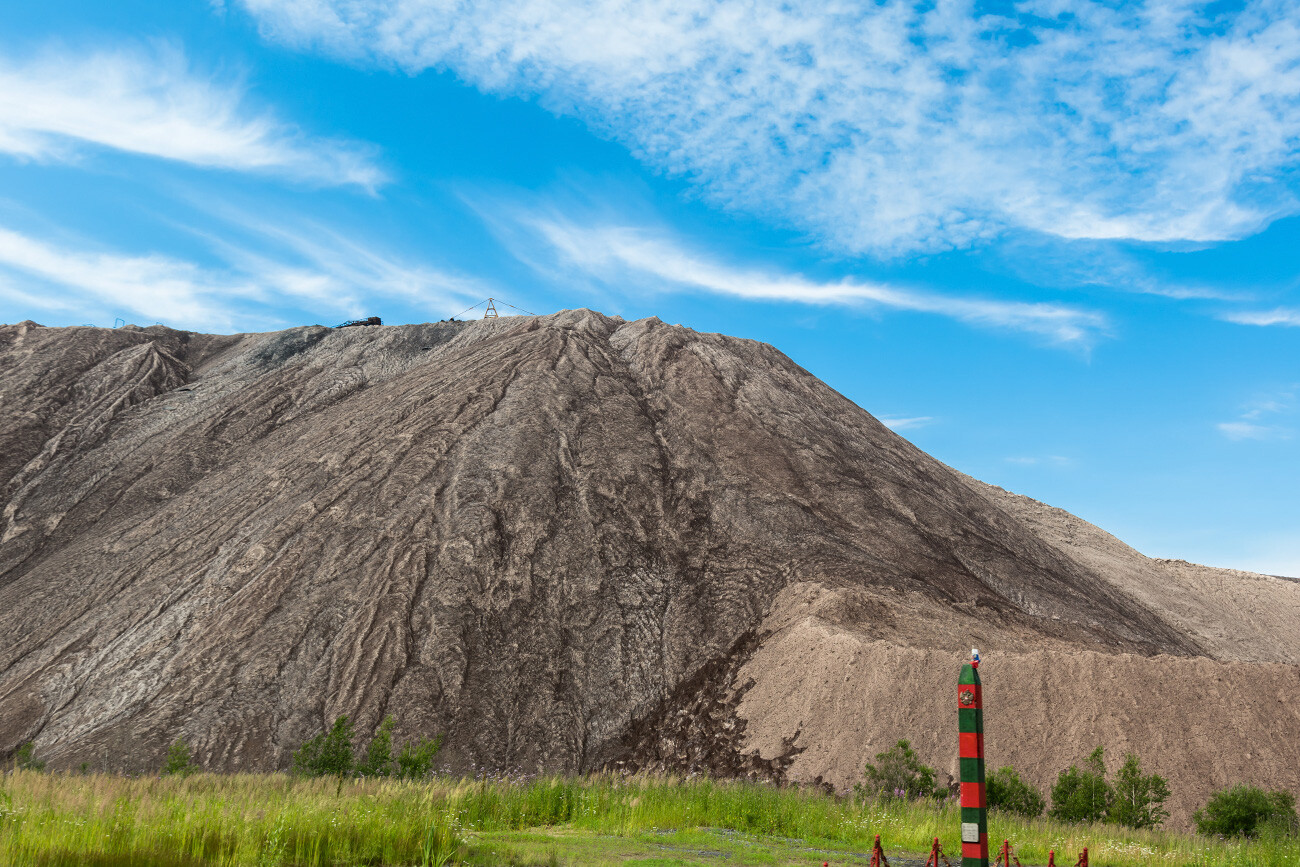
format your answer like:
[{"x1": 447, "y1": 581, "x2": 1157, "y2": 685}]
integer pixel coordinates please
[
  {"x1": 878, "y1": 416, "x2": 934, "y2": 431},
  {"x1": 193, "y1": 205, "x2": 491, "y2": 313},
  {"x1": 1221, "y1": 307, "x2": 1300, "y2": 327},
  {"x1": 1217, "y1": 386, "x2": 1296, "y2": 440},
  {"x1": 521, "y1": 216, "x2": 1109, "y2": 345},
  {"x1": 238, "y1": 0, "x2": 1300, "y2": 255},
  {"x1": 994, "y1": 237, "x2": 1246, "y2": 302},
  {"x1": 0, "y1": 274, "x2": 86, "y2": 316},
  {"x1": 0, "y1": 215, "x2": 483, "y2": 332},
  {"x1": 1005, "y1": 455, "x2": 1073, "y2": 467},
  {"x1": 0, "y1": 44, "x2": 384, "y2": 188},
  {"x1": 0, "y1": 226, "x2": 247, "y2": 329},
  {"x1": 1216, "y1": 421, "x2": 1291, "y2": 441},
  {"x1": 1240, "y1": 389, "x2": 1296, "y2": 421}
]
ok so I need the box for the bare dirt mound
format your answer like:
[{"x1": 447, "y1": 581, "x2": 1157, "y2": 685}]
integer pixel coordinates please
[
  {"x1": 0, "y1": 312, "x2": 1294, "y2": 827},
  {"x1": 969, "y1": 480, "x2": 1300, "y2": 664},
  {"x1": 732, "y1": 583, "x2": 1300, "y2": 828}
]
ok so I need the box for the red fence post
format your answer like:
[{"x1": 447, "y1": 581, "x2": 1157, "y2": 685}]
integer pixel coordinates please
[{"x1": 871, "y1": 834, "x2": 890, "y2": 867}]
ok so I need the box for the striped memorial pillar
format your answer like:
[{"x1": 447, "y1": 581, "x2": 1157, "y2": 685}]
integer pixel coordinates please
[{"x1": 959, "y1": 649, "x2": 988, "y2": 867}]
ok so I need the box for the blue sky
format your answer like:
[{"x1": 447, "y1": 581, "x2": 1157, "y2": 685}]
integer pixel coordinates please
[{"x1": 1, "y1": 0, "x2": 1297, "y2": 575}]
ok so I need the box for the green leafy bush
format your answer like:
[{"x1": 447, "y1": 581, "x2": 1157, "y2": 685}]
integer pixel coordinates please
[
  {"x1": 987, "y1": 766, "x2": 1045, "y2": 817},
  {"x1": 160, "y1": 737, "x2": 199, "y2": 777},
  {"x1": 1109, "y1": 753, "x2": 1170, "y2": 829},
  {"x1": 395, "y1": 734, "x2": 443, "y2": 781},
  {"x1": 1048, "y1": 747, "x2": 1171, "y2": 829},
  {"x1": 292, "y1": 716, "x2": 443, "y2": 780},
  {"x1": 1050, "y1": 746, "x2": 1112, "y2": 823},
  {"x1": 356, "y1": 717, "x2": 395, "y2": 778},
  {"x1": 293, "y1": 716, "x2": 356, "y2": 778},
  {"x1": 1195, "y1": 785, "x2": 1299, "y2": 838},
  {"x1": 855, "y1": 739, "x2": 939, "y2": 801},
  {"x1": 13, "y1": 741, "x2": 46, "y2": 772}
]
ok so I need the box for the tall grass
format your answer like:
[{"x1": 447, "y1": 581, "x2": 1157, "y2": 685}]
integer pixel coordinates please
[
  {"x1": 1, "y1": 771, "x2": 1296, "y2": 867},
  {"x1": 0, "y1": 771, "x2": 461, "y2": 866}
]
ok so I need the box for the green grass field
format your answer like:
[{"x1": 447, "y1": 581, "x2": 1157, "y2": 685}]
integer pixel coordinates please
[{"x1": 0, "y1": 771, "x2": 1295, "y2": 867}]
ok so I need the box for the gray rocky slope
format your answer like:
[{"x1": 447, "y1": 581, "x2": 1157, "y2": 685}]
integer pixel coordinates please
[{"x1": 0, "y1": 312, "x2": 1295, "y2": 823}]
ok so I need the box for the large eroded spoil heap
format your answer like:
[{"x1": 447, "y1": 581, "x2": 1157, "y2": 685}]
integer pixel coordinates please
[{"x1": 1, "y1": 312, "x2": 1297, "y2": 825}]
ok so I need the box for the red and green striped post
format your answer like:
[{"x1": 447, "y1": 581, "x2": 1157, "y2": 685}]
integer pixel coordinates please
[{"x1": 959, "y1": 649, "x2": 987, "y2": 867}]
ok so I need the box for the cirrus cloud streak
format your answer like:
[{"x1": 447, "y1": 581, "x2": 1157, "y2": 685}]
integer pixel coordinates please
[
  {"x1": 0, "y1": 216, "x2": 483, "y2": 333},
  {"x1": 1221, "y1": 308, "x2": 1300, "y2": 327},
  {"x1": 527, "y1": 217, "x2": 1109, "y2": 345},
  {"x1": 0, "y1": 44, "x2": 384, "y2": 188}
]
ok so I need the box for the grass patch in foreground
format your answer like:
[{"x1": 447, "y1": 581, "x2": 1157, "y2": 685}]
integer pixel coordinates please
[{"x1": 0, "y1": 771, "x2": 1297, "y2": 866}]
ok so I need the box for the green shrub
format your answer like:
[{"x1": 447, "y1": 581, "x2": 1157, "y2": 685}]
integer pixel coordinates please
[
  {"x1": 1195, "y1": 785, "x2": 1299, "y2": 838},
  {"x1": 292, "y1": 715, "x2": 442, "y2": 780},
  {"x1": 1109, "y1": 753, "x2": 1170, "y2": 829},
  {"x1": 855, "y1": 739, "x2": 939, "y2": 801},
  {"x1": 357, "y1": 717, "x2": 395, "y2": 778},
  {"x1": 395, "y1": 733, "x2": 443, "y2": 780},
  {"x1": 1048, "y1": 747, "x2": 1170, "y2": 829},
  {"x1": 160, "y1": 737, "x2": 199, "y2": 777},
  {"x1": 987, "y1": 766, "x2": 1045, "y2": 817},
  {"x1": 293, "y1": 716, "x2": 356, "y2": 778},
  {"x1": 13, "y1": 741, "x2": 45, "y2": 772},
  {"x1": 1050, "y1": 746, "x2": 1112, "y2": 823}
]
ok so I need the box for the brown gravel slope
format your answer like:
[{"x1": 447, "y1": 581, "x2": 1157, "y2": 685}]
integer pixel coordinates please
[
  {"x1": 969, "y1": 479, "x2": 1300, "y2": 664},
  {"x1": 733, "y1": 584, "x2": 1300, "y2": 830},
  {"x1": 0, "y1": 312, "x2": 1294, "y2": 828},
  {"x1": 732, "y1": 472, "x2": 1300, "y2": 830}
]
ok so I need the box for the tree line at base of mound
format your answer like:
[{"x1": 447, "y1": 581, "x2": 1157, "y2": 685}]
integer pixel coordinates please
[
  {"x1": 289, "y1": 716, "x2": 443, "y2": 780},
  {"x1": 156, "y1": 717, "x2": 443, "y2": 781},
  {"x1": 6, "y1": 730, "x2": 1297, "y2": 839},
  {"x1": 853, "y1": 739, "x2": 1299, "y2": 840},
  {"x1": 7, "y1": 715, "x2": 441, "y2": 783}
]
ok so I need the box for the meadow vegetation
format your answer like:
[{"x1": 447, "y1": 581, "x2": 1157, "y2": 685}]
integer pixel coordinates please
[{"x1": 1, "y1": 769, "x2": 1297, "y2": 867}]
